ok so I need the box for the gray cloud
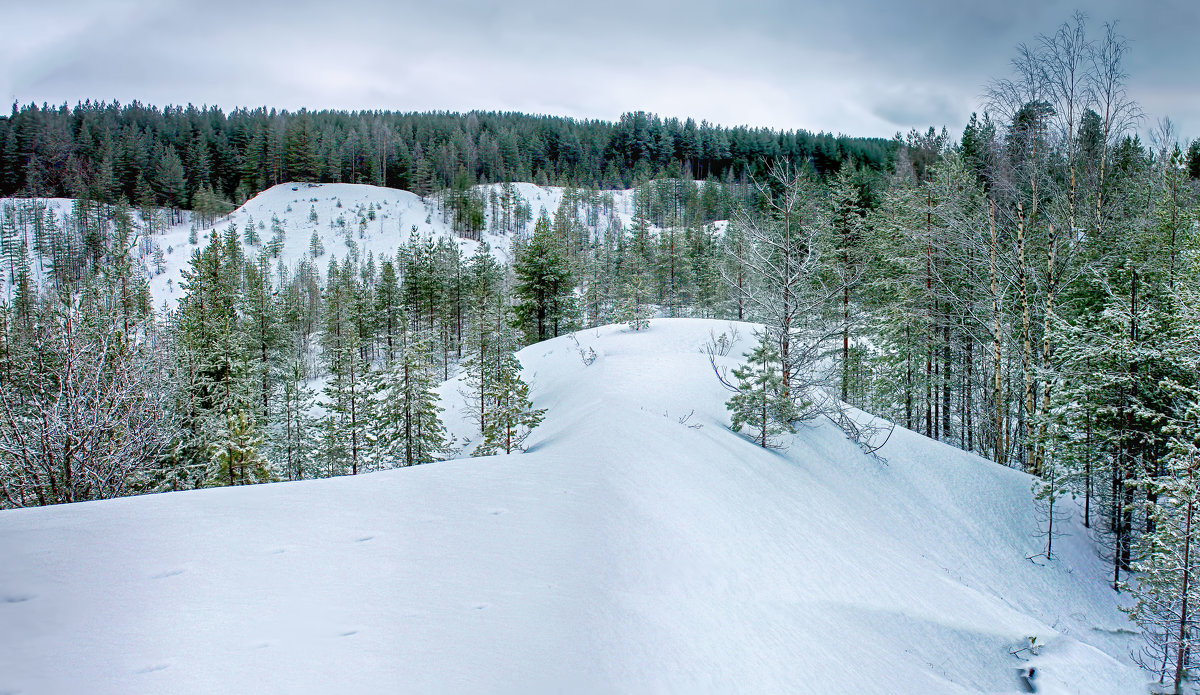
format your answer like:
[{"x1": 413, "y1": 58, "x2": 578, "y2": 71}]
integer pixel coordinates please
[{"x1": 2, "y1": 0, "x2": 1197, "y2": 140}]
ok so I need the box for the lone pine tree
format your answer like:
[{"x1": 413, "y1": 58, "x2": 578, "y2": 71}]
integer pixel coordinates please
[{"x1": 726, "y1": 332, "x2": 797, "y2": 448}]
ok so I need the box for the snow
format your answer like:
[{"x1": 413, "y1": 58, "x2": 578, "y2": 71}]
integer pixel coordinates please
[{"x1": 0, "y1": 319, "x2": 1147, "y2": 693}]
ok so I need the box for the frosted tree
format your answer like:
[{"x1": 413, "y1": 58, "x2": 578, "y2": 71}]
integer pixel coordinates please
[
  {"x1": 478, "y1": 352, "x2": 544, "y2": 455},
  {"x1": 322, "y1": 258, "x2": 372, "y2": 475},
  {"x1": 1125, "y1": 252, "x2": 1200, "y2": 691},
  {"x1": 1126, "y1": 442, "x2": 1200, "y2": 693},
  {"x1": 727, "y1": 160, "x2": 838, "y2": 421},
  {"x1": 208, "y1": 409, "x2": 273, "y2": 486},
  {"x1": 458, "y1": 244, "x2": 506, "y2": 437},
  {"x1": 275, "y1": 362, "x2": 317, "y2": 481},
  {"x1": 372, "y1": 329, "x2": 447, "y2": 467},
  {"x1": 617, "y1": 250, "x2": 655, "y2": 331},
  {"x1": 724, "y1": 331, "x2": 797, "y2": 448},
  {"x1": 0, "y1": 298, "x2": 173, "y2": 507},
  {"x1": 244, "y1": 216, "x2": 260, "y2": 246}
]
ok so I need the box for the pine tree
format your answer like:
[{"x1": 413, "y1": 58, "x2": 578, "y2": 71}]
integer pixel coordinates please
[
  {"x1": 725, "y1": 331, "x2": 798, "y2": 448},
  {"x1": 478, "y1": 351, "x2": 544, "y2": 455},
  {"x1": 512, "y1": 216, "x2": 574, "y2": 344},
  {"x1": 276, "y1": 361, "x2": 317, "y2": 481},
  {"x1": 1126, "y1": 441, "x2": 1200, "y2": 691},
  {"x1": 242, "y1": 255, "x2": 281, "y2": 420},
  {"x1": 321, "y1": 258, "x2": 371, "y2": 475},
  {"x1": 617, "y1": 249, "x2": 654, "y2": 331},
  {"x1": 208, "y1": 409, "x2": 273, "y2": 486},
  {"x1": 373, "y1": 328, "x2": 447, "y2": 467},
  {"x1": 175, "y1": 233, "x2": 248, "y2": 474},
  {"x1": 244, "y1": 216, "x2": 260, "y2": 246},
  {"x1": 460, "y1": 243, "x2": 507, "y2": 437},
  {"x1": 375, "y1": 259, "x2": 403, "y2": 363},
  {"x1": 155, "y1": 146, "x2": 187, "y2": 215}
]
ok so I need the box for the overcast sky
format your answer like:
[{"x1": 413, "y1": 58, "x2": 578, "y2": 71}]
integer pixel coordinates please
[{"x1": 3, "y1": 0, "x2": 1197, "y2": 141}]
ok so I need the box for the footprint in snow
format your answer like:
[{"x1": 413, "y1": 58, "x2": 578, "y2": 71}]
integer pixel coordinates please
[
  {"x1": 152, "y1": 569, "x2": 186, "y2": 579},
  {"x1": 135, "y1": 664, "x2": 169, "y2": 675},
  {"x1": 473, "y1": 604, "x2": 488, "y2": 610},
  {"x1": 339, "y1": 630, "x2": 359, "y2": 637},
  {"x1": 355, "y1": 536, "x2": 375, "y2": 543},
  {"x1": 266, "y1": 547, "x2": 287, "y2": 555},
  {"x1": 1, "y1": 594, "x2": 34, "y2": 604}
]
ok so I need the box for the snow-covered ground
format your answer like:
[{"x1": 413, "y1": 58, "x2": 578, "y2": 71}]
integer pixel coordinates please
[{"x1": 0, "y1": 319, "x2": 1146, "y2": 693}]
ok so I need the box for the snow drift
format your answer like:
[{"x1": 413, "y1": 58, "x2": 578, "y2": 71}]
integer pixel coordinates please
[{"x1": 0, "y1": 319, "x2": 1145, "y2": 693}]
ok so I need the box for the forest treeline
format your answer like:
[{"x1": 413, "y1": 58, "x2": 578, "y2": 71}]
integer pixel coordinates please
[
  {"x1": 0, "y1": 103, "x2": 895, "y2": 209},
  {"x1": 3, "y1": 13, "x2": 1200, "y2": 689}
]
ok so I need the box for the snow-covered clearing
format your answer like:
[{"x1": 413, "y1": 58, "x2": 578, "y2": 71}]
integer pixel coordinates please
[{"x1": 0, "y1": 319, "x2": 1144, "y2": 693}]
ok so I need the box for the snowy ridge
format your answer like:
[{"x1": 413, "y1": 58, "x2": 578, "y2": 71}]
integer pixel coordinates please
[{"x1": 0, "y1": 319, "x2": 1144, "y2": 693}]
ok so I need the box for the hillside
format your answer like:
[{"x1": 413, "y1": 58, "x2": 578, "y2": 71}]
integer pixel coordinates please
[
  {"x1": 0, "y1": 181, "x2": 642, "y2": 311},
  {"x1": 147, "y1": 181, "x2": 636, "y2": 310},
  {"x1": 0, "y1": 319, "x2": 1146, "y2": 694}
]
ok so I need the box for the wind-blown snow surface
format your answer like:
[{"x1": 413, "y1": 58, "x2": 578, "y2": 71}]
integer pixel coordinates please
[{"x1": 0, "y1": 320, "x2": 1145, "y2": 694}]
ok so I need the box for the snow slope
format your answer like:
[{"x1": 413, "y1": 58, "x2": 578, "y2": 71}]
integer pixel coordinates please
[
  {"x1": 0, "y1": 319, "x2": 1147, "y2": 694},
  {"x1": 0, "y1": 182, "x2": 640, "y2": 311},
  {"x1": 148, "y1": 181, "x2": 631, "y2": 311},
  {"x1": 144, "y1": 182, "x2": 517, "y2": 311}
]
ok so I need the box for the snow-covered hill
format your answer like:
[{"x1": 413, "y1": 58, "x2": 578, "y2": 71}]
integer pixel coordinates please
[
  {"x1": 0, "y1": 181, "x2": 641, "y2": 311},
  {"x1": 144, "y1": 181, "x2": 638, "y2": 311},
  {"x1": 0, "y1": 319, "x2": 1145, "y2": 694}
]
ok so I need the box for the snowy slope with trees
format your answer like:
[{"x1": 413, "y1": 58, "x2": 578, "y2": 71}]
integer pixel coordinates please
[
  {"x1": 0, "y1": 320, "x2": 1146, "y2": 694},
  {"x1": 0, "y1": 180, "x2": 642, "y2": 311},
  {"x1": 140, "y1": 181, "x2": 637, "y2": 310}
]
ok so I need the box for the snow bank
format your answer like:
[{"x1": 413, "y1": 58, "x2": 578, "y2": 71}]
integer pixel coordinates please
[{"x1": 0, "y1": 319, "x2": 1146, "y2": 693}]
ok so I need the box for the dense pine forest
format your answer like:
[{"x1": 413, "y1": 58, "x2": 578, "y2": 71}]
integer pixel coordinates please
[
  {"x1": 3, "y1": 13, "x2": 1200, "y2": 687},
  {"x1": 0, "y1": 104, "x2": 894, "y2": 207}
]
